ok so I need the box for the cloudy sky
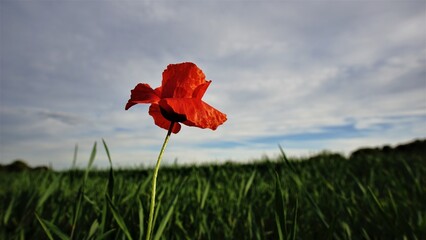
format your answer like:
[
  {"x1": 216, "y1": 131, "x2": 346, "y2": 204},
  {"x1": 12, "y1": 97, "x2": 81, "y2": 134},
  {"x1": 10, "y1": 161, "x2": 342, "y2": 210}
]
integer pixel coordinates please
[{"x1": 1, "y1": 0, "x2": 425, "y2": 169}]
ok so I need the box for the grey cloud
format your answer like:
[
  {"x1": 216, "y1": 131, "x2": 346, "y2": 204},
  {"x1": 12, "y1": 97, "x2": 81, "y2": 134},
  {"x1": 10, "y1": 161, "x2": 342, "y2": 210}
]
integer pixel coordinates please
[{"x1": 36, "y1": 110, "x2": 86, "y2": 125}]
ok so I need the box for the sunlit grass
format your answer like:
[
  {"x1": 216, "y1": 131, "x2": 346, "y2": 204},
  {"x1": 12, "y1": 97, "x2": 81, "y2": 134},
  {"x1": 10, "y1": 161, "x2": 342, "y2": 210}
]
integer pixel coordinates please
[{"x1": 1, "y1": 141, "x2": 425, "y2": 239}]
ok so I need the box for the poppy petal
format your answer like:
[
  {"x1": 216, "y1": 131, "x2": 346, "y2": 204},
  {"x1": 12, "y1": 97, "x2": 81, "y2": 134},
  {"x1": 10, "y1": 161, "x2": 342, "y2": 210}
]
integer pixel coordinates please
[
  {"x1": 148, "y1": 104, "x2": 181, "y2": 134},
  {"x1": 192, "y1": 81, "x2": 211, "y2": 99},
  {"x1": 154, "y1": 86, "x2": 162, "y2": 97},
  {"x1": 159, "y1": 99, "x2": 227, "y2": 130},
  {"x1": 161, "y1": 62, "x2": 208, "y2": 98},
  {"x1": 125, "y1": 83, "x2": 161, "y2": 110}
]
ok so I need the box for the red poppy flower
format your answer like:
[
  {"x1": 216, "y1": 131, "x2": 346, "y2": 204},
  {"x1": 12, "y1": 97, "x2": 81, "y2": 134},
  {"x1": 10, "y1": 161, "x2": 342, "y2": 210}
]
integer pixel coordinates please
[{"x1": 125, "y1": 62, "x2": 227, "y2": 134}]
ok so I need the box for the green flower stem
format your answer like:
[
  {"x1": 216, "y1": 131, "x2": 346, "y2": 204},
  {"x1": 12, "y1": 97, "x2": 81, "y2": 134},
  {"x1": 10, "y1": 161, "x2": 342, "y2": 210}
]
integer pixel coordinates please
[{"x1": 146, "y1": 122, "x2": 175, "y2": 240}]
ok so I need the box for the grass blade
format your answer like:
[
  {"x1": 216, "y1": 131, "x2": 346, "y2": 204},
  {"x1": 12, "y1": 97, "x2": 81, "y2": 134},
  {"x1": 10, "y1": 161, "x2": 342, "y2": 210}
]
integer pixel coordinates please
[
  {"x1": 98, "y1": 197, "x2": 108, "y2": 237},
  {"x1": 87, "y1": 219, "x2": 99, "y2": 240},
  {"x1": 71, "y1": 142, "x2": 97, "y2": 239},
  {"x1": 243, "y1": 170, "x2": 256, "y2": 197},
  {"x1": 279, "y1": 145, "x2": 297, "y2": 173},
  {"x1": 153, "y1": 177, "x2": 188, "y2": 240},
  {"x1": 36, "y1": 180, "x2": 57, "y2": 209},
  {"x1": 36, "y1": 213, "x2": 70, "y2": 240},
  {"x1": 367, "y1": 186, "x2": 392, "y2": 229},
  {"x1": 3, "y1": 197, "x2": 15, "y2": 225},
  {"x1": 138, "y1": 197, "x2": 145, "y2": 240},
  {"x1": 103, "y1": 139, "x2": 115, "y2": 198},
  {"x1": 35, "y1": 213, "x2": 55, "y2": 240},
  {"x1": 84, "y1": 142, "x2": 97, "y2": 183},
  {"x1": 153, "y1": 194, "x2": 179, "y2": 240},
  {"x1": 102, "y1": 139, "x2": 112, "y2": 164},
  {"x1": 305, "y1": 192, "x2": 329, "y2": 229},
  {"x1": 96, "y1": 229, "x2": 117, "y2": 240},
  {"x1": 106, "y1": 195, "x2": 133, "y2": 240},
  {"x1": 72, "y1": 144, "x2": 78, "y2": 169},
  {"x1": 71, "y1": 185, "x2": 84, "y2": 239},
  {"x1": 200, "y1": 181, "x2": 210, "y2": 210},
  {"x1": 291, "y1": 197, "x2": 298, "y2": 240},
  {"x1": 274, "y1": 171, "x2": 285, "y2": 240}
]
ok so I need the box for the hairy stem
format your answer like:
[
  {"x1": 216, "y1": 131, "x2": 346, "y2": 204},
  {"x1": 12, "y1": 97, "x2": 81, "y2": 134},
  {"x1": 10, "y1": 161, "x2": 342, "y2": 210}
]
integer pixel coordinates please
[{"x1": 146, "y1": 122, "x2": 175, "y2": 240}]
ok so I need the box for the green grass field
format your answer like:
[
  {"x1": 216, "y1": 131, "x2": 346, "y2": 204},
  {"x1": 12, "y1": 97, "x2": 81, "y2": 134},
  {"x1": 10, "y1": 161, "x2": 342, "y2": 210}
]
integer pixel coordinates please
[{"x1": 1, "y1": 140, "x2": 425, "y2": 239}]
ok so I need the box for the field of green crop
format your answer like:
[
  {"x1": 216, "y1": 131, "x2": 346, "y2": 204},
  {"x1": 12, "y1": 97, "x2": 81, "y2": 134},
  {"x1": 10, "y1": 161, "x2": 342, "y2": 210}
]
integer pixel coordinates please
[{"x1": 1, "y1": 141, "x2": 425, "y2": 240}]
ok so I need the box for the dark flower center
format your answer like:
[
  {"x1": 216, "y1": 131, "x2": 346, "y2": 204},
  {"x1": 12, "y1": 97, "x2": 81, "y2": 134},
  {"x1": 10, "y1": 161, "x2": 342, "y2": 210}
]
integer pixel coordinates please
[{"x1": 160, "y1": 106, "x2": 187, "y2": 122}]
